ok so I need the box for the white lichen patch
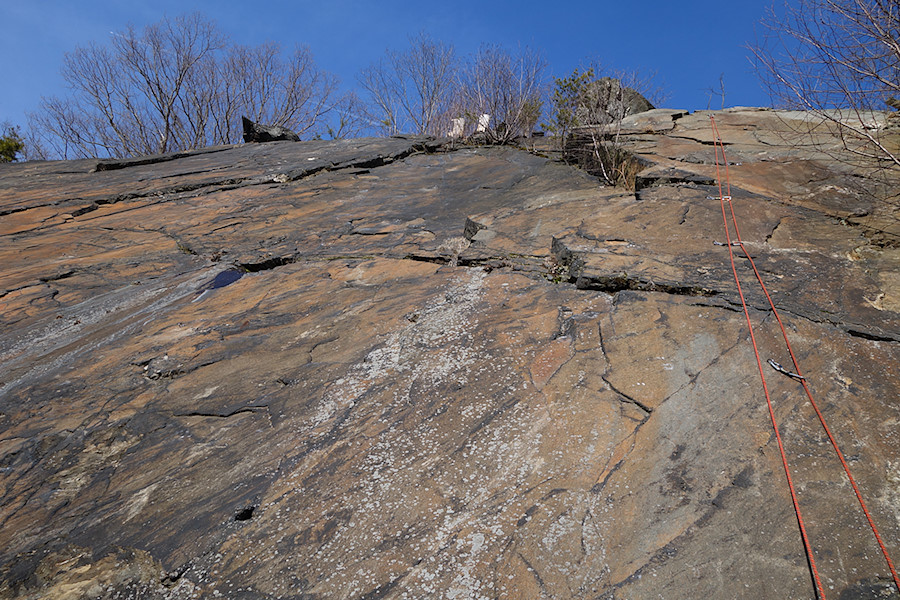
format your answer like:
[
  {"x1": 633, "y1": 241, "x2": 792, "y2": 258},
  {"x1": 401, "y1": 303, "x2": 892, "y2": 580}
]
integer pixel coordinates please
[
  {"x1": 124, "y1": 482, "x2": 160, "y2": 522},
  {"x1": 438, "y1": 236, "x2": 472, "y2": 267},
  {"x1": 886, "y1": 460, "x2": 900, "y2": 527},
  {"x1": 229, "y1": 275, "x2": 625, "y2": 598},
  {"x1": 310, "y1": 270, "x2": 487, "y2": 428}
]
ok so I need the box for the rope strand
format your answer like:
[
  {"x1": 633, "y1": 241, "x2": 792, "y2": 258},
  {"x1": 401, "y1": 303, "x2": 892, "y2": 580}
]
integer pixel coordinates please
[
  {"x1": 710, "y1": 115, "x2": 827, "y2": 599},
  {"x1": 710, "y1": 115, "x2": 899, "y2": 595}
]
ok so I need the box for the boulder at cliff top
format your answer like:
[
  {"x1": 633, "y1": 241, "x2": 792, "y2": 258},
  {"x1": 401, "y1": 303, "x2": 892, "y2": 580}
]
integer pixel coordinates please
[
  {"x1": 574, "y1": 77, "x2": 655, "y2": 125},
  {"x1": 242, "y1": 116, "x2": 300, "y2": 143},
  {"x1": 0, "y1": 111, "x2": 898, "y2": 600}
]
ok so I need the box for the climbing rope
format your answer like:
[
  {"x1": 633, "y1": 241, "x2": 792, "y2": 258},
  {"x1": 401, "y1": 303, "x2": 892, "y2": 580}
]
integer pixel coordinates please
[
  {"x1": 709, "y1": 115, "x2": 899, "y2": 599},
  {"x1": 709, "y1": 116, "x2": 827, "y2": 599}
]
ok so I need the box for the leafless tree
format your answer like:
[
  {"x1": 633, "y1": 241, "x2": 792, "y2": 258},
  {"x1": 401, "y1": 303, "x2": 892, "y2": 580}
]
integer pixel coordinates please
[
  {"x1": 208, "y1": 42, "x2": 340, "y2": 143},
  {"x1": 325, "y1": 92, "x2": 367, "y2": 139},
  {"x1": 457, "y1": 45, "x2": 547, "y2": 143},
  {"x1": 751, "y1": 0, "x2": 900, "y2": 169},
  {"x1": 27, "y1": 13, "x2": 342, "y2": 159},
  {"x1": 705, "y1": 73, "x2": 727, "y2": 110},
  {"x1": 357, "y1": 33, "x2": 457, "y2": 136}
]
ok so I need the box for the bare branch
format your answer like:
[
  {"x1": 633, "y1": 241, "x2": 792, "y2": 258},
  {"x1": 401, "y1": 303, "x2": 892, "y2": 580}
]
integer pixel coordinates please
[
  {"x1": 28, "y1": 13, "x2": 341, "y2": 158},
  {"x1": 751, "y1": 0, "x2": 900, "y2": 171},
  {"x1": 357, "y1": 33, "x2": 457, "y2": 136},
  {"x1": 457, "y1": 44, "x2": 547, "y2": 143}
]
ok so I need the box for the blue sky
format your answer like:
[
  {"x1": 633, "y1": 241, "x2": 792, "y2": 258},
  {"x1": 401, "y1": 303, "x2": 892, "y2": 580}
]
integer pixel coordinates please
[{"x1": 1, "y1": 0, "x2": 781, "y2": 130}]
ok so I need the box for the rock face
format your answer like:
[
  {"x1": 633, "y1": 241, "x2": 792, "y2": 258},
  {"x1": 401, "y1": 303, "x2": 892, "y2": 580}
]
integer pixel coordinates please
[{"x1": 0, "y1": 112, "x2": 899, "y2": 600}]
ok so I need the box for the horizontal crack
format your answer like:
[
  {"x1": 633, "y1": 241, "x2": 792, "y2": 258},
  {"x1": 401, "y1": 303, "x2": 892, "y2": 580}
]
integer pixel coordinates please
[
  {"x1": 173, "y1": 406, "x2": 268, "y2": 418},
  {"x1": 238, "y1": 244, "x2": 898, "y2": 343},
  {"x1": 71, "y1": 203, "x2": 99, "y2": 217},
  {"x1": 663, "y1": 134, "x2": 732, "y2": 146},
  {"x1": 574, "y1": 273, "x2": 719, "y2": 298},
  {"x1": 240, "y1": 255, "x2": 298, "y2": 272},
  {"x1": 634, "y1": 170, "x2": 716, "y2": 190},
  {"x1": 38, "y1": 270, "x2": 80, "y2": 284},
  {"x1": 0, "y1": 205, "x2": 34, "y2": 218},
  {"x1": 689, "y1": 300, "x2": 744, "y2": 314},
  {"x1": 92, "y1": 145, "x2": 236, "y2": 172},
  {"x1": 12, "y1": 141, "x2": 443, "y2": 225},
  {"x1": 845, "y1": 328, "x2": 899, "y2": 343},
  {"x1": 238, "y1": 250, "x2": 551, "y2": 274},
  {"x1": 694, "y1": 295, "x2": 900, "y2": 343}
]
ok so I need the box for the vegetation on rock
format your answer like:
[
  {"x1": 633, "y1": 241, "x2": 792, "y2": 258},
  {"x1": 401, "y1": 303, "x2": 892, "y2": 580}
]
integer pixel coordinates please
[
  {"x1": 19, "y1": 0, "x2": 900, "y2": 199},
  {"x1": 358, "y1": 34, "x2": 545, "y2": 143},
  {"x1": 0, "y1": 123, "x2": 24, "y2": 163},
  {"x1": 545, "y1": 67, "x2": 649, "y2": 188}
]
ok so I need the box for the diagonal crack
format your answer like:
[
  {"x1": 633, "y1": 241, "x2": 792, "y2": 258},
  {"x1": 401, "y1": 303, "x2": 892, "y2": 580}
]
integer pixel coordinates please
[{"x1": 601, "y1": 375, "x2": 653, "y2": 415}]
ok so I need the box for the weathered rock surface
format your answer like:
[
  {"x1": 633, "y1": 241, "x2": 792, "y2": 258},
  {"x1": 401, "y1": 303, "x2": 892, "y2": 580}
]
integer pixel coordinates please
[{"x1": 0, "y1": 111, "x2": 898, "y2": 599}]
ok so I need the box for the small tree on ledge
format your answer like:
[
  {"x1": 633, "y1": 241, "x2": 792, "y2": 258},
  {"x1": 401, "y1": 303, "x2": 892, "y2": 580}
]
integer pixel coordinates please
[
  {"x1": 0, "y1": 124, "x2": 25, "y2": 163},
  {"x1": 545, "y1": 68, "x2": 653, "y2": 189}
]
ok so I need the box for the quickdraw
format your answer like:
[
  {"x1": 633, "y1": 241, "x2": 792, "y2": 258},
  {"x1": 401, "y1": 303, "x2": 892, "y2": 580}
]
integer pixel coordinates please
[{"x1": 767, "y1": 358, "x2": 806, "y2": 380}]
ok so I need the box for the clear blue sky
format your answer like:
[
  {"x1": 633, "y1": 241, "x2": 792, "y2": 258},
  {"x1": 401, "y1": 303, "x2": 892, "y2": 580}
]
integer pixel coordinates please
[{"x1": 0, "y1": 0, "x2": 782, "y2": 129}]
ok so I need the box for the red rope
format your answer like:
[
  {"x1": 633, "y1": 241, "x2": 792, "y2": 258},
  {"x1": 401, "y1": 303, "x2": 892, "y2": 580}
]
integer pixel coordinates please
[
  {"x1": 709, "y1": 115, "x2": 900, "y2": 595},
  {"x1": 710, "y1": 115, "x2": 828, "y2": 599}
]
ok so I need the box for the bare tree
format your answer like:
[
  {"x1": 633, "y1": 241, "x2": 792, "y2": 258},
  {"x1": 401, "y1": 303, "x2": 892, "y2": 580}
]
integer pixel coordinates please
[
  {"x1": 209, "y1": 42, "x2": 340, "y2": 143},
  {"x1": 28, "y1": 13, "x2": 342, "y2": 159},
  {"x1": 751, "y1": 0, "x2": 900, "y2": 169},
  {"x1": 357, "y1": 33, "x2": 457, "y2": 136},
  {"x1": 705, "y1": 73, "x2": 727, "y2": 110},
  {"x1": 457, "y1": 45, "x2": 547, "y2": 143},
  {"x1": 324, "y1": 91, "x2": 367, "y2": 139}
]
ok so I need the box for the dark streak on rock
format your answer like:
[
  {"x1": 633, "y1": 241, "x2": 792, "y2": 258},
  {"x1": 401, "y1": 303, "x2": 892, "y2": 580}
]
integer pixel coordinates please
[
  {"x1": 689, "y1": 300, "x2": 744, "y2": 314},
  {"x1": 518, "y1": 552, "x2": 549, "y2": 594},
  {"x1": 240, "y1": 255, "x2": 298, "y2": 272},
  {"x1": 161, "y1": 563, "x2": 190, "y2": 586},
  {"x1": 38, "y1": 270, "x2": 79, "y2": 284},
  {"x1": 357, "y1": 577, "x2": 403, "y2": 600},
  {"x1": 92, "y1": 146, "x2": 235, "y2": 172},
  {"x1": 0, "y1": 205, "x2": 33, "y2": 219},
  {"x1": 765, "y1": 217, "x2": 784, "y2": 244},
  {"x1": 71, "y1": 203, "x2": 100, "y2": 217}
]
